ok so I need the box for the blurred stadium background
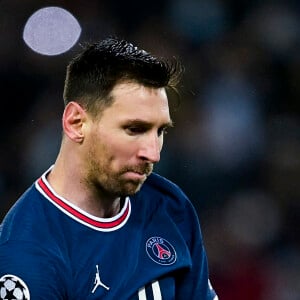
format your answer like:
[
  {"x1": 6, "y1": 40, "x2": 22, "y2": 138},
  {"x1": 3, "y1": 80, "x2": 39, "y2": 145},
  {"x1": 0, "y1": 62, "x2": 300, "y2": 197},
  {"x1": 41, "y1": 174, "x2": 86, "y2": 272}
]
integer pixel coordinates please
[{"x1": 1, "y1": 0, "x2": 300, "y2": 299}]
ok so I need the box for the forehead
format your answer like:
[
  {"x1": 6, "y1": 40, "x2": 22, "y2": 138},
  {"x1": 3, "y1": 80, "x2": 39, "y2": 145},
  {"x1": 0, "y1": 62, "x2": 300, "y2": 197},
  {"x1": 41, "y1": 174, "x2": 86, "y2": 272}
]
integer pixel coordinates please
[{"x1": 102, "y1": 82, "x2": 171, "y2": 122}]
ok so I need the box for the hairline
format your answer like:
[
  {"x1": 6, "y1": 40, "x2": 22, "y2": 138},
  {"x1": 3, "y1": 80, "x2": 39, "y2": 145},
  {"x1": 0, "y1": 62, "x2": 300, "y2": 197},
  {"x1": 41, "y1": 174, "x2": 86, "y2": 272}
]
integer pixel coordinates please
[{"x1": 81, "y1": 79, "x2": 170, "y2": 120}]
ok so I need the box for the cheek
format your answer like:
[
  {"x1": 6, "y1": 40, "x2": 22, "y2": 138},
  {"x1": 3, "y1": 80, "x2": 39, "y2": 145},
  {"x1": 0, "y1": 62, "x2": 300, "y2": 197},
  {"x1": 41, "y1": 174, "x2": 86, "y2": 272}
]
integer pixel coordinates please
[
  {"x1": 111, "y1": 141, "x2": 138, "y2": 161},
  {"x1": 101, "y1": 135, "x2": 139, "y2": 164},
  {"x1": 90, "y1": 126, "x2": 139, "y2": 165}
]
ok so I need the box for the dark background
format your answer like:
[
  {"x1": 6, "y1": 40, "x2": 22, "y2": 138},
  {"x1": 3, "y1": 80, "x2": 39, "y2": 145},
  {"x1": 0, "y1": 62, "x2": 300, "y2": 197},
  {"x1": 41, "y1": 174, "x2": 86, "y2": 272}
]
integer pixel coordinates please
[{"x1": 1, "y1": 1, "x2": 300, "y2": 298}]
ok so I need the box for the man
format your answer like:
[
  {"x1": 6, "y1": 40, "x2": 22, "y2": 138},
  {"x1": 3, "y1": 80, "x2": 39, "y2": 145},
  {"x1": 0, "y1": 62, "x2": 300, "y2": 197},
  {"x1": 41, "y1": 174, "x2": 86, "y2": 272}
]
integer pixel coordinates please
[{"x1": 0, "y1": 37, "x2": 218, "y2": 299}]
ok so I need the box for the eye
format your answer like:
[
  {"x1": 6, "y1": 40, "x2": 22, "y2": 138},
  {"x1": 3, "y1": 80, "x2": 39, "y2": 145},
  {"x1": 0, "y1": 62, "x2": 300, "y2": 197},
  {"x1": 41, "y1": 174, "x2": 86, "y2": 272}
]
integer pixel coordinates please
[{"x1": 125, "y1": 126, "x2": 147, "y2": 135}]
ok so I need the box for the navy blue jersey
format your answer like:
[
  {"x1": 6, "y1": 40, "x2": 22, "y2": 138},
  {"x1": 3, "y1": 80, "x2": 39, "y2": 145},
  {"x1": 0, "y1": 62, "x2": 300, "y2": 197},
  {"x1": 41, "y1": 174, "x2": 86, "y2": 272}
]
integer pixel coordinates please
[{"x1": 0, "y1": 168, "x2": 218, "y2": 299}]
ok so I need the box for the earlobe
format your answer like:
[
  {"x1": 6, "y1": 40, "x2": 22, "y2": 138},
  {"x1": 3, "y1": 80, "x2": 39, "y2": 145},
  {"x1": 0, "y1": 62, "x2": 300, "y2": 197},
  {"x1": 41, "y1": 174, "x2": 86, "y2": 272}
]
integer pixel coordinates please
[{"x1": 63, "y1": 102, "x2": 86, "y2": 143}]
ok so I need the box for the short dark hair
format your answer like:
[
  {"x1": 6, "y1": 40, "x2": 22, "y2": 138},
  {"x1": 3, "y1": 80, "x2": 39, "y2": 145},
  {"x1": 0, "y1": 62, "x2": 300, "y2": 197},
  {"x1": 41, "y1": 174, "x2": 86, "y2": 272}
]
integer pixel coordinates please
[{"x1": 63, "y1": 37, "x2": 183, "y2": 116}]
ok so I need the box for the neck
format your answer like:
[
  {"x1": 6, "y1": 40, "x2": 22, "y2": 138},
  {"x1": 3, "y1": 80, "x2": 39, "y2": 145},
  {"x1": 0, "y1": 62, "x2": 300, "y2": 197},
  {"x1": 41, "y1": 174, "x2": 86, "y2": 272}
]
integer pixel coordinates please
[{"x1": 46, "y1": 164, "x2": 122, "y2": 219}]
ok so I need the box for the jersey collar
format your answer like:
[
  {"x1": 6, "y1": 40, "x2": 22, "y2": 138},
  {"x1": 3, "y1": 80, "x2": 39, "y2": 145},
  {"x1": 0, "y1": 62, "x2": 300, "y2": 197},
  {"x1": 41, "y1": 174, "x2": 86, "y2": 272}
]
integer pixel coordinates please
[{"x1": 35, "y1": 168, "x2": 131, "y2": 232}]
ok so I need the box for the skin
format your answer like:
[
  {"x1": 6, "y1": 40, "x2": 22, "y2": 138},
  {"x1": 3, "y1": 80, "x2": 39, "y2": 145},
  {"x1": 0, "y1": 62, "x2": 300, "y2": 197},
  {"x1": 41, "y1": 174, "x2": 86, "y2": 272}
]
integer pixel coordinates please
[{"x1": 47, "y1": 81, "x2": 172, "y2": 218}]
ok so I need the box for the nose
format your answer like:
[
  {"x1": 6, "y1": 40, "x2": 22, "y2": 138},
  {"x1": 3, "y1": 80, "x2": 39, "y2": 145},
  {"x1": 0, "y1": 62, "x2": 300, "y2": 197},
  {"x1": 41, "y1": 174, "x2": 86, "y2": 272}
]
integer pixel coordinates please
[{"x1": 138, "y1": 133, "x2": 162, "y2": 163}]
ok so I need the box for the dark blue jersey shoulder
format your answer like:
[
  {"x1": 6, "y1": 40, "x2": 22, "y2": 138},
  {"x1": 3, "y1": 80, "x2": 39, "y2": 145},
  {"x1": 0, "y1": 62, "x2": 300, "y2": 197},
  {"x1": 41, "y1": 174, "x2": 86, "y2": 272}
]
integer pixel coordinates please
[
  {"x1": 139, "y1": 172, "x2": 190, "y2": 208},
  {"x1": 144, "y1": 172, "x2": 188, "y2": 199},
  {"x1": 135, "y1": 172, "x2": 200, "y2": 225},
  {"x1": 0, "y1": 184, "x2": 38, "y2": 243},
  {"x1": 132, "y1": 172, "x2": 204, "y2": 247}
]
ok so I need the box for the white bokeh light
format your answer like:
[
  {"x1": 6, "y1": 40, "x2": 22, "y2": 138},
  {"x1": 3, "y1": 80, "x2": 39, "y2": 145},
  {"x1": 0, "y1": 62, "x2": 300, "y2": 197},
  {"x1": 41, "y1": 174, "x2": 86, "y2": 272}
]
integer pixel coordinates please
[{"x1": 23, "y1": 6, "x2": 81, "y2": 56}]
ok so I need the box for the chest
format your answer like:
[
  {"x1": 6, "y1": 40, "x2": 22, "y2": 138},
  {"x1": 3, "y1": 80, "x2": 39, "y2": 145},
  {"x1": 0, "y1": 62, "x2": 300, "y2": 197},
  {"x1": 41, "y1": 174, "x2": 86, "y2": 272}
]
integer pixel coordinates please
[{"x1": 63, "y1": 212, "x2": 191, "y2": 299}]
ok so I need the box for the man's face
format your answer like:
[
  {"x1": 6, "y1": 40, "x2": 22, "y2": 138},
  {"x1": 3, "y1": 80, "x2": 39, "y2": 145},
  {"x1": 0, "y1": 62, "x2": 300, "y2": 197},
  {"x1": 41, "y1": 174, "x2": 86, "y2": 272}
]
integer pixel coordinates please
[{"x1": 83, "y1": 82, "x2": 172, "y2": 197}]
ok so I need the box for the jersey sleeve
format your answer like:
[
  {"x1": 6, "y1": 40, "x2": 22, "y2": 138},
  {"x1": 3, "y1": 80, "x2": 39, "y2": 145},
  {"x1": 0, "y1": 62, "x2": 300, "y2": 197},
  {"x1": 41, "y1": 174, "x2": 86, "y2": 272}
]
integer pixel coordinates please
[
  {"x1": 175, "y1": 199, "x2": 218, "y2": 300},
  {"x1": 146, "y1": 173, "x2": 218, "y2": 299},
  {"x1": 0, "y1": 240, "x2": 69, "y2": 299}
]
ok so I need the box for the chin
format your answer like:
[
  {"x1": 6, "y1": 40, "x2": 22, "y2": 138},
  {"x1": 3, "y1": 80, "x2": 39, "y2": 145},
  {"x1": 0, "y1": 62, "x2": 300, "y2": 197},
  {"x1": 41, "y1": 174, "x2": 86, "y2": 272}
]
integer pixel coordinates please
[{"x1": 121, "y1": 181, "x2": 144, "y2": 196}]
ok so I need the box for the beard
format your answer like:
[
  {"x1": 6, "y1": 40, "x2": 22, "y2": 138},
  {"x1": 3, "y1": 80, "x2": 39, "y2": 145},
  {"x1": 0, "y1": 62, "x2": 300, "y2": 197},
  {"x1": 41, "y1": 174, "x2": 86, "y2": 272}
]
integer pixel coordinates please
[
  {"x1": 85, "y1": 136, "x2": 153, "y2": 198},
  {"x1": 86, "y1": 156, "x2": 153, "y2": 198},
  {"x1": 117, "y1": 163, "x2": 153, "y2": 194}
]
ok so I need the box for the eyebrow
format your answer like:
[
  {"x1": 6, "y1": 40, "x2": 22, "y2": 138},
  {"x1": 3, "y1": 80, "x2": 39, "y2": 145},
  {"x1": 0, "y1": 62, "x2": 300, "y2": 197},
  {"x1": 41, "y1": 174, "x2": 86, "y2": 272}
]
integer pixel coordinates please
[{"x1": 125, "y1": 119, "x2": 174, "y2": 128}]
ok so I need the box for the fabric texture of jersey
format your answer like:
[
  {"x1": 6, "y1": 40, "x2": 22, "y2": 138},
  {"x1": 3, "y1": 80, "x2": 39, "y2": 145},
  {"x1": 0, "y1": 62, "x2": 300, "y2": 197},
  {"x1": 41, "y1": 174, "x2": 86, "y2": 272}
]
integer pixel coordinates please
[{"x1": 0, "y1": 168, "x2": 218, "y2": 299}]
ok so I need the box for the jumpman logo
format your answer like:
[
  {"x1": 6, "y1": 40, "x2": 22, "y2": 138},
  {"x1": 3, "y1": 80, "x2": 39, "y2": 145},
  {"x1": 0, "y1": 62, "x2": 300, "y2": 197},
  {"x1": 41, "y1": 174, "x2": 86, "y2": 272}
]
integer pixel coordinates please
[{"x1": 91, "y1": 264, "x2": 110, "y2": 293}]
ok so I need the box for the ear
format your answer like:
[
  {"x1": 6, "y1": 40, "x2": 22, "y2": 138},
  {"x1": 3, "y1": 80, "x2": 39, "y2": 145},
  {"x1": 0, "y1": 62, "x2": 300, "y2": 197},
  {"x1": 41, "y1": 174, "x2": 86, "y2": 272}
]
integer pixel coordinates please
[{"x1": 62, "y1": 101, "x2": 87, "y2": 143}]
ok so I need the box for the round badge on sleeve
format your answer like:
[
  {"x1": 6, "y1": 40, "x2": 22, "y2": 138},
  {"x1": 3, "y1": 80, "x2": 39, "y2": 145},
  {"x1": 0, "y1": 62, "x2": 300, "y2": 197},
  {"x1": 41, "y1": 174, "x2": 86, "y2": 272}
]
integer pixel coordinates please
[
  {"x1": 146, "y1": 236, "x2": 177, "y2": 265},
  {"x1": 0, "y1": 274, "x2": 30, "y2": 300}
]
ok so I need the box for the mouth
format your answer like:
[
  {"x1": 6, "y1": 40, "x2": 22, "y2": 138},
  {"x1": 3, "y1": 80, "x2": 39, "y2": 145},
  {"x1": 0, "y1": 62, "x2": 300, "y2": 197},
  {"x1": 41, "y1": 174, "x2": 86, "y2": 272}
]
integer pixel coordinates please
[
  {"x1": 122, "y1": 165, "x2": 152, "y2": 181},
  {"x1": 124, "y1": 171, "x2": 147, "y2": 181}
]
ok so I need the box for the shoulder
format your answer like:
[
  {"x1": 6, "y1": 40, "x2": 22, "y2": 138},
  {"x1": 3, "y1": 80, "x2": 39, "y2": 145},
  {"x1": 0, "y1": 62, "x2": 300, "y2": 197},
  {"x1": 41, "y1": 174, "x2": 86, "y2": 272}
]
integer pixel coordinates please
[
  {"x1": 138, "y1": 172, "x2": 197, "y2": 221},
  {"x1": 143, "y1": 172, "x2": 188, "y2": 201},
  {"x1": 0, "y1": 183, "x2": 68, "y2": 275},
  {"x1": 0, "y1": 184, "x2": 46, "y2": 244},
  {"x1": 136, "y1": 172, "x2": 204, "y2": 244}
]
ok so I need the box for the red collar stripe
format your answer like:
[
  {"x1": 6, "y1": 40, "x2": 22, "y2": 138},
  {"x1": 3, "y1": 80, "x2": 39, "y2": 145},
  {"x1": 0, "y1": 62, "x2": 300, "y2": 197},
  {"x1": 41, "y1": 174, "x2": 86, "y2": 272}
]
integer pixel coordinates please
[{"x1": 37, "y1": 177, "x2": 130, "y2": 229}]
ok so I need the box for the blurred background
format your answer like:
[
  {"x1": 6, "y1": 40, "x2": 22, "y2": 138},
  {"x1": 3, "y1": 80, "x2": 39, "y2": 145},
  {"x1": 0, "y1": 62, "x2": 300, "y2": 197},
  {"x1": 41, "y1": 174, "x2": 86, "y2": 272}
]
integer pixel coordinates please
[{"x1": 1, "y1": 0, "x2": 300, "y2": 298}]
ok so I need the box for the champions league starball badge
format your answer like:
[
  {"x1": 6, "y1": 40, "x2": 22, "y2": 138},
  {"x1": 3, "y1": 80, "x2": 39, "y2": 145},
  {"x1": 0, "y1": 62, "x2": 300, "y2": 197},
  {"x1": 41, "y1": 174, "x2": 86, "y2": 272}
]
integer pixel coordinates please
[
  {"x1": 0, "y1": 275, "x2": 30, "y2": 300},
  {"x1": 146, "y1": 237, "x2": 177, "y2": 265}
]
